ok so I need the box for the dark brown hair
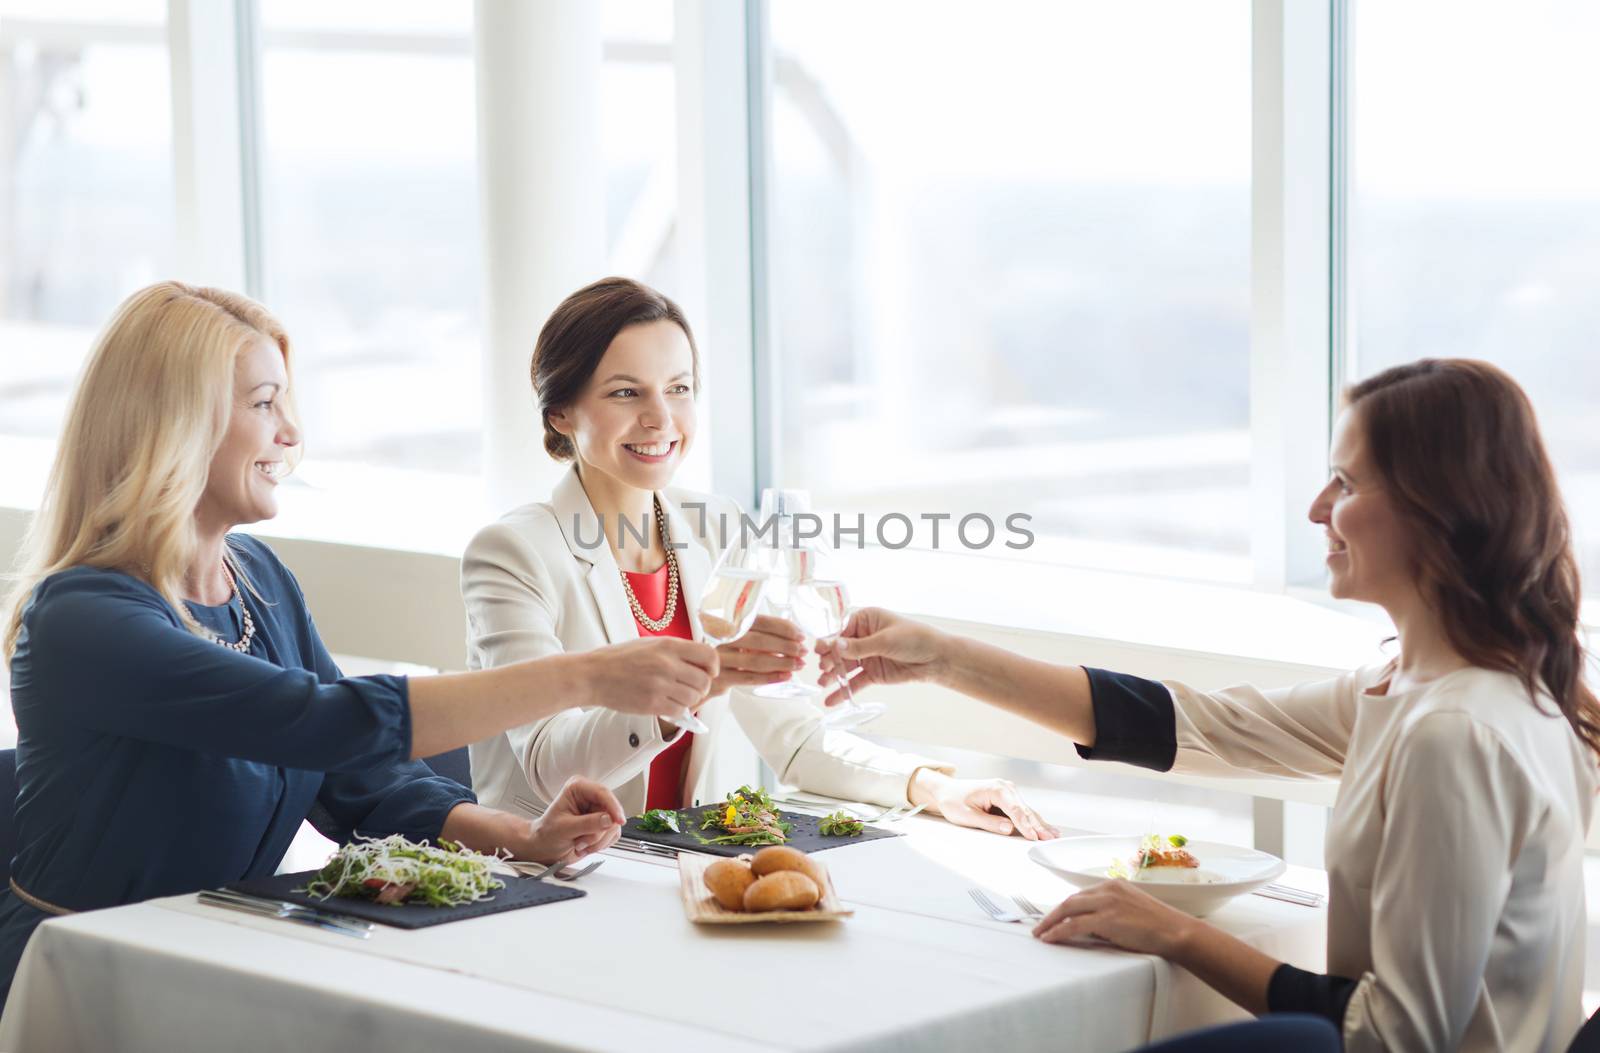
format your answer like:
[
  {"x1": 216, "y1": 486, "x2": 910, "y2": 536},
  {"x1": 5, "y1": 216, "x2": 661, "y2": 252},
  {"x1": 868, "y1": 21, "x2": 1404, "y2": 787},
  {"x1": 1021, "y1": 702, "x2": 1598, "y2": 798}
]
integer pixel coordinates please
[
  {"x1": 1347, "y1": 358, "x2": 1600, "y2": 758},
  {"x1": 531, "y1": 277, "x2": 701, "y2": 460}
]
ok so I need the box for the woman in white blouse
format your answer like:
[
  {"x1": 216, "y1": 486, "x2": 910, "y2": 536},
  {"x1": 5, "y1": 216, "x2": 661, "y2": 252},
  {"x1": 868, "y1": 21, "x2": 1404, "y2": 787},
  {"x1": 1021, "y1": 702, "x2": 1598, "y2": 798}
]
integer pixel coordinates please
[
  {"x1": 461, "y1": 276, "x2": 1054, "y2": 837},
  {"x1": 818, "y1": 359, "x2": 1600, "y2": 1052}
]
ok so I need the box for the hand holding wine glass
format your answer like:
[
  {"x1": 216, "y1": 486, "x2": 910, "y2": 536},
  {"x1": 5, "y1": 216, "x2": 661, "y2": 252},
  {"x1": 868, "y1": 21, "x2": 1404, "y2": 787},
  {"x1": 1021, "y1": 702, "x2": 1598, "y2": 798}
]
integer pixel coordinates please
[
  {"x1": 813, "y1": 606, "x2": 949, "y2": 704},
  {"x1": 706, "y1": 614, "x2": 807, "y2": 696},
  {"x1": 791, "y1": 580, "x2": 887, "y2": 729},
  {"x1": 676, "y1": 545, "x2": 771, "y2": 733}
]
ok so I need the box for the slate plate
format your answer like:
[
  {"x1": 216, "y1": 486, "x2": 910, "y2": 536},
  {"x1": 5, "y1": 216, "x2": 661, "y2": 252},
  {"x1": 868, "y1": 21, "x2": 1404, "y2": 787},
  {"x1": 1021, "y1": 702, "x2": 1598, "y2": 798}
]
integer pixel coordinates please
[
  {"x1": 226, "y1": 869, "x2": 585, "y2": 930},
  {"x1": 624, "y1": 805, "x2": 899, "y2": 858}
]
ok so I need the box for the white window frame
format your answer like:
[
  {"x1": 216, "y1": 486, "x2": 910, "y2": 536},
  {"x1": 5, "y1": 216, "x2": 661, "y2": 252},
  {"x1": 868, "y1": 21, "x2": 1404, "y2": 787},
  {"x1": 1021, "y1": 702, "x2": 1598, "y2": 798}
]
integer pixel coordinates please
[{"x1": 5, "y1": 0, "x2": 1594, "y2": 853}]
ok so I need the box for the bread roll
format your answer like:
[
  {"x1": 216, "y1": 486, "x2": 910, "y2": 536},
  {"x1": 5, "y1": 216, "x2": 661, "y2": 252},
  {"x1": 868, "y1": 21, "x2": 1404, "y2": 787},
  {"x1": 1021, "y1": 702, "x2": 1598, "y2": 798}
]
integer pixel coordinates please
[
  {"x1": 750, "y1": 845, "x2": 828, "y2": 891},
  {"x1": 743, "y1": 870, "x2": 820, "y2": 913},
  {"x1": 703, "y1": 859, "x2": 756, "y2": 911}
]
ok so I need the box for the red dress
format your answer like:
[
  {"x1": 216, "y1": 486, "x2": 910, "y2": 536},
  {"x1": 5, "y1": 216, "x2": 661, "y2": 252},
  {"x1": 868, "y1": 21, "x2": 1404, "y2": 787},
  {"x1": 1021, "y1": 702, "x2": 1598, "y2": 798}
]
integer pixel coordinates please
[{"x1": 625, "y1": 561, "x2": 696, "y2": 811}]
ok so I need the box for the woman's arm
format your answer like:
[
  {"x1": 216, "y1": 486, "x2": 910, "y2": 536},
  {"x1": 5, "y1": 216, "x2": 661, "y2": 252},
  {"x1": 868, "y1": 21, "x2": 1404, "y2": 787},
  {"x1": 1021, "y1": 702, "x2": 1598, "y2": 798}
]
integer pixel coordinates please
[
  {"x1": 408, "y1": 639, "x2": 714, "y2": 759},
  {"x1": 439, "y1": 778, "x2": 627, "y2": 864},
  {"x1": 22, "y1": 572, "x2": 711, "y2": 770},
  {"x1": 816, "y1": 607, "x2": 1097, "y2": 740},
  {"x1": 820, "y1": 608, "x2": 1356, "y2": 778},
  {"x1": 1032, "y1": 882, "x2": 1282, "y2": 1013}
]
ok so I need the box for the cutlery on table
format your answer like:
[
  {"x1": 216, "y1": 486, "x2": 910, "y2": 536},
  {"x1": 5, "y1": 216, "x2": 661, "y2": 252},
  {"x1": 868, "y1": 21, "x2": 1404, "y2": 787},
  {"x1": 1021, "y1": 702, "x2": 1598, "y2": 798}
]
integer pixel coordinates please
[
  {"x1": 967, "y1": 887, "x2": 1043, "y2": 924},
  {"x1": 1251, "y1": 883, "x2": 1324, "y2": 906},
  {"x1": 508, "y1": 858, "x2": 605, "y2": 882},
  {"x1": 196, "y1": 890, "x2": 372, "y2": 938}
]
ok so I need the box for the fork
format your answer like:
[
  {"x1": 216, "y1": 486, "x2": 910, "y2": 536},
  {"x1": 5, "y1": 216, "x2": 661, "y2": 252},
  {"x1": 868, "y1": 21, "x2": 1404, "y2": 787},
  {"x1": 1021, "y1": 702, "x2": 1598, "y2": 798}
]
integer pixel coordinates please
[
  {"x1": 511, "y1": 858, "x2": 605, "y2": 882},
  {"x1": 1252, "y1": 882, "x2": 1324, "y2": 907},
  {"x1": 968, "y1": 887, "x2": 1043, "y2": 924},
  {"x1": 1011, "y1": 892, "x2": 1048, "y2": 917}
]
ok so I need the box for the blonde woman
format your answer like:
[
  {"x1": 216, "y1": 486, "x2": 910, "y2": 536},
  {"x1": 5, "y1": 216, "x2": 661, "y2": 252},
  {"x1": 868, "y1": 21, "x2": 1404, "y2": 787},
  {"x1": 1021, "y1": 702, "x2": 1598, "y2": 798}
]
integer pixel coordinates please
[
  {"x1": 0, "y1": 282, "x2": 718, "y2": 1006},
  {"x1": 462, "y1": 277, "x2": 1056, "y2": 836}
]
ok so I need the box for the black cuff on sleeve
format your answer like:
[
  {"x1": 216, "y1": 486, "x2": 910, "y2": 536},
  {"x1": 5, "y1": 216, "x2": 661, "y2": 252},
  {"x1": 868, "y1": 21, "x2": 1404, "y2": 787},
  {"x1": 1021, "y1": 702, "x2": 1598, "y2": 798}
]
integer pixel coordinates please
[
  {"x1": 1268, "y1": 963, "x2": 1357, "y2": 1031},
  {"x1": 1073, "y1": 667, "x2": 1178, "y2": 771}
]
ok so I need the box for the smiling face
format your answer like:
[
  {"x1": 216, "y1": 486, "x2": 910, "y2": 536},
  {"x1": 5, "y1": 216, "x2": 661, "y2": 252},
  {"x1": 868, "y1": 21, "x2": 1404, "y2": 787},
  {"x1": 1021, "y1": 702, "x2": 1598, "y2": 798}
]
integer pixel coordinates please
[
  {"x1": 195, "y1": 337, "x2": 301, "y2": 534},
  {"x1": 547, "y1": 318, "x2": 697, "y2": 494},
  {"x1": 1307, "y1": 407, "x2": 1416, "y2": 606}
]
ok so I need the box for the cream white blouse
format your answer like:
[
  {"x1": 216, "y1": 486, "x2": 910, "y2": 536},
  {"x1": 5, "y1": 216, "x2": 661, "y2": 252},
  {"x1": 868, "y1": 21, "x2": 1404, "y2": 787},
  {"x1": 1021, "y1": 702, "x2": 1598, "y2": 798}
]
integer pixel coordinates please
[{"x1": 1088, "y1": 664, "x2": 1597, "y2": 1052}]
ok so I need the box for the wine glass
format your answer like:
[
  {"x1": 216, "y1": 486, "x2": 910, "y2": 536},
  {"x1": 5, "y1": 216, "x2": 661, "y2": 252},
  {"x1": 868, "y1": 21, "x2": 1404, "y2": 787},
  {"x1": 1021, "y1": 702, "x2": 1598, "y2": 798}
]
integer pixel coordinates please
[
  {"x1": 685, "y1": 545, "x2": 771, "y2": 733},
  {"x1": 752, "y1": 488, "x2": 820, "y2": 700},
  {"x1": 790, "y1": 579, "x2": 886, "y2": 729}
]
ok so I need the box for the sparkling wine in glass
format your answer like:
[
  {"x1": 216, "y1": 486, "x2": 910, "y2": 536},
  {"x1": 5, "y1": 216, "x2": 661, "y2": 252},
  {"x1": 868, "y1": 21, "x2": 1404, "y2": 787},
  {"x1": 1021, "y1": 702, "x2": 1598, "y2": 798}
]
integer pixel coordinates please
[
  {"x1": 752, "y1": 487, "x2": 819, "y2": 699},
  {"x1": 790, "y1": 579, "x2": 886, "y2": 729},
  {"x1": 671, "y1": 554, "x2": 768, "y2": 736}
]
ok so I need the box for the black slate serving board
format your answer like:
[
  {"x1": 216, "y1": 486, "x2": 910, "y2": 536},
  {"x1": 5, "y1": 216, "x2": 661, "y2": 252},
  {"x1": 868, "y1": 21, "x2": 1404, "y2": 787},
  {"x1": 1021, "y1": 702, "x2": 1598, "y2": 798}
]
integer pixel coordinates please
[
  {"x1": 624, "y1": 805, "x2": 900, "y2": 858},
  {"x1": 226, "y1": 869, "x2": 585, "y2": 929}
]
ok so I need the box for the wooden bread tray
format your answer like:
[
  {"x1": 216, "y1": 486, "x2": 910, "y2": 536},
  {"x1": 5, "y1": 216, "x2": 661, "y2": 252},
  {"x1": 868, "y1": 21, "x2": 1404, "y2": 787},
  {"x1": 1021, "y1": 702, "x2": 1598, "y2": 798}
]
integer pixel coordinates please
[{"x1": 677, "y1": 853, "x2": 853, "y2": 924}]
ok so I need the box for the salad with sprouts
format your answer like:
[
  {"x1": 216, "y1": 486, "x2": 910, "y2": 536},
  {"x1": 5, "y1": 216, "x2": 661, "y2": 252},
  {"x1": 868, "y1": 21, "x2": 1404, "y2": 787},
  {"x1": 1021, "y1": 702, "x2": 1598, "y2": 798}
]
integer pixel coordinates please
[{"x1": 300, "y1": 834, "x2": 506, "y2": 908}]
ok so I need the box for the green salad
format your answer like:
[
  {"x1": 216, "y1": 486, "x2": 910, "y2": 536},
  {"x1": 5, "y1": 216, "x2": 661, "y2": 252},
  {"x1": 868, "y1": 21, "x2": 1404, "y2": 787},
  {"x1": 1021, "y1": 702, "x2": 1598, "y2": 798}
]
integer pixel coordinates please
[
  {"x1": 300, "y1": 834, "x2": 506, "y2": 908},
  {"x1": 818, "y1": 811, "x2": 865, "y2": 837},
  {"x1": 697, "y1": 785, "x2": 792, "y2": 846},
  {"x1": 634, "y1": 808, "x2": 685, "y2": 834}
]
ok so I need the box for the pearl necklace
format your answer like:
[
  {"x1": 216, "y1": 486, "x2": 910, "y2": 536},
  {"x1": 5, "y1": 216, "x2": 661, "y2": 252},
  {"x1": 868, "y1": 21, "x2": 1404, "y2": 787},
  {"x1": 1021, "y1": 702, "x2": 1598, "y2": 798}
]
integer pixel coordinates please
[
  {"x1": 618, "y1": 500, "x2": 680, "y2": 633},
  {"x1": 210, "y1": 561, "x2": 256, "y2": 653}
]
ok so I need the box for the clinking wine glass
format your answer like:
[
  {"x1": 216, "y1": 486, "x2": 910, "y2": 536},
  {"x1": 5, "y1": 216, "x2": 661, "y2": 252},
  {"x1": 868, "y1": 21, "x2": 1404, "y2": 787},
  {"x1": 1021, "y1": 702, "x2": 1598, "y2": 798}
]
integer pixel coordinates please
[
  {"x1": 687, "y1": 545, "x2": 771, "y2": 733},
  {"x1": 790, "y1": 579, "x2": 887, "y2": 730},
  {"x1": 753, "y1": 487, "x2": 820, "y2": 700}
]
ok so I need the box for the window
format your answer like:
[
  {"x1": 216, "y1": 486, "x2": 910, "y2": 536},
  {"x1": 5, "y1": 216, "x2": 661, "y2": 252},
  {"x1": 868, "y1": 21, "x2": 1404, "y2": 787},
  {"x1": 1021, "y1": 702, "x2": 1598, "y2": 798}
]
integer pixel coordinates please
[
  {"x1": 0, "y1": 1, "x2": 173, "y2": 442},
  {"x1": 256, "y1": 0, "x2": 677, "y2": 482},
  {"x1": 258, "y1": 1, "x2": 482, "y2": 477},
  {"x1": 1350, "y1": 0, "x2": 1600, "y2": 585},
  {"x1": 766, "y1": 0, "x2": 1254, "y2": 582}
]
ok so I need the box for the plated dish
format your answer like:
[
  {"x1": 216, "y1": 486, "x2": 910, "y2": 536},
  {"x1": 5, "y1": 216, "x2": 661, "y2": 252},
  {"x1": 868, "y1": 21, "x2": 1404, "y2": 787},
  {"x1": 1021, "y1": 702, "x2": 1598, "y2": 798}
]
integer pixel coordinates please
[
  {"x1": 626, "y1": 787, "x2": 899, "y2": 857},
  {"x1": 300, "y1": 834, "x2": 507, "y2": 908},
  {"x1": 1029, "y1": 834, "x2": 1285, "y2": 916},
  {"x1": 679, "y1": 846, "x2": 853, "y2": 925}
]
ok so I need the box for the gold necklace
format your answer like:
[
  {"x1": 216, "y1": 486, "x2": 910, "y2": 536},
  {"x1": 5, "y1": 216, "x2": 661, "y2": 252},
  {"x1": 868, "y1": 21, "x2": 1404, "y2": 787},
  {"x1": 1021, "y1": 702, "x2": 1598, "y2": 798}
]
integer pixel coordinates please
[{"x1": 619, "y1": 499, "x2": 680, "y2": 633}]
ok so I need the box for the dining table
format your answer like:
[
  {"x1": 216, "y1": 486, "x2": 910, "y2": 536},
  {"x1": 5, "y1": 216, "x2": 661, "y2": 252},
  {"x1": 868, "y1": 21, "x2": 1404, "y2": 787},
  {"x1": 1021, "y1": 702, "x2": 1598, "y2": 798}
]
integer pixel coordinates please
[{"x1": 0, "y1": 805, "x2": 1328, "y2": 1053}]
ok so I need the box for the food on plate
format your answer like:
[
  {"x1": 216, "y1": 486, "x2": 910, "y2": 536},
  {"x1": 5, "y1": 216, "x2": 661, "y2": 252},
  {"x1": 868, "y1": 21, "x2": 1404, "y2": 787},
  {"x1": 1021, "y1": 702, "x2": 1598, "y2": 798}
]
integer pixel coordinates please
[
  {"x1": 301, "y1": 834, "x2": 505, "y2": 907},
  {"x1": 818, "y1": 810, "x2": 865, "y2": 837},
  {"x1": 697, "y1": 785, "x2": 792, "y2": 846},
  {"x1": 703, "y1": 858, "x2": 758, "y2": 911},
  {"x1": 700, "y1": 848, "x2": 831, "y2": 913},
  {"x1": 743, "y1": 870, "x2": 821, "y2": 912},
  {"x1": 749, "y1": 845, "x2": 827, "y2": 890},
  {"x1": 634, "y1": 808, "x2": 685, "y2": 834},
  {"x1": 1108, "y1": 834, "x2": 1222, "y2": 885}
]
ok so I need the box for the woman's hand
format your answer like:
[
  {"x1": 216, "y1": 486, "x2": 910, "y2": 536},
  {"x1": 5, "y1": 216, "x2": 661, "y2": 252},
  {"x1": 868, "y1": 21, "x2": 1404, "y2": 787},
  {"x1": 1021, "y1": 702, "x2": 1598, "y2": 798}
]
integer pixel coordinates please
[
  {"x1": 908, "y1": 770, "x2": 1059, "y2": 840},
  {"x1": 575, "y1": 637, "x2": 720, "y2": 718},
  {"x1": 1031, "y1": 879, "x2": 1202, "y2": 958},
  {"x1": 520, "y1": 776, "x2": 627, "y2": 865},
  {"x1": 707, "y1": 614, "x2": 808, "y2": 698},
  {"x1": 813, "y1": 607, "x2": 948, "y2": 705}
]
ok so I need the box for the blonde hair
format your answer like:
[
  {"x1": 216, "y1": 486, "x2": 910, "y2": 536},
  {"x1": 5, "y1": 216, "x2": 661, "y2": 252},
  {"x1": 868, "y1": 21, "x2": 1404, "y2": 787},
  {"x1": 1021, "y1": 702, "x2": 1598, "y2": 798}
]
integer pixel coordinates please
[{"x1": 3, "y1": 281, "x2": 300, "y2": 659}]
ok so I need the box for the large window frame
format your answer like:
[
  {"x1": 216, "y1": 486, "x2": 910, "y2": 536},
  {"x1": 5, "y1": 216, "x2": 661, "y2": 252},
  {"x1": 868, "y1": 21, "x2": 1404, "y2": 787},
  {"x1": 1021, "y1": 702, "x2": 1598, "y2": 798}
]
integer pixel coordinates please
[{"x1": 6, "y1": 1, "x2": 1592, "y2": 851}]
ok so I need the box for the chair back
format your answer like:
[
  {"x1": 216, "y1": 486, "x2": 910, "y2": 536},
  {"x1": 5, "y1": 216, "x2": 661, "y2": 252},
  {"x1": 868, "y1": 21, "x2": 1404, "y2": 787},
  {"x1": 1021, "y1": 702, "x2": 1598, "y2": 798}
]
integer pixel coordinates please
[{"x1": 421, "y1": 747, "x2": 471, "y2": 790}]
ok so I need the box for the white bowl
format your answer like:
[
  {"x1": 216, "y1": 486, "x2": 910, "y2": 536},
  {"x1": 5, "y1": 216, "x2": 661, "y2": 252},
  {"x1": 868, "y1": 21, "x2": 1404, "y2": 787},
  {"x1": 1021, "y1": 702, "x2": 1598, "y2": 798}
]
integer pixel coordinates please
[{"x1": 1029, "y1": 835, "x2": 1286, "y2": 917}]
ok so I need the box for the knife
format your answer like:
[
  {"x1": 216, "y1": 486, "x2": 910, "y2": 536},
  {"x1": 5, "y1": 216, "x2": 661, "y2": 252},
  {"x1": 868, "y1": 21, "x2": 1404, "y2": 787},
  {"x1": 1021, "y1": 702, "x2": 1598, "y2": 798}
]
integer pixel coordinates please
[{"x1": 198, "y1": 889, "x2": 374, "y2": 935}]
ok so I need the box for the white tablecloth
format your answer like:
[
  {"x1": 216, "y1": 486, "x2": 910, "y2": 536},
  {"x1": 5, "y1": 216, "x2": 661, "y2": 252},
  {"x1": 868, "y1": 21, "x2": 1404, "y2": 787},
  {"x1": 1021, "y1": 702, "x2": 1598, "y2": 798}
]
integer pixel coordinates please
[{"x1": 0, "y1": 816, "x2": 1326, "y2": 1053}]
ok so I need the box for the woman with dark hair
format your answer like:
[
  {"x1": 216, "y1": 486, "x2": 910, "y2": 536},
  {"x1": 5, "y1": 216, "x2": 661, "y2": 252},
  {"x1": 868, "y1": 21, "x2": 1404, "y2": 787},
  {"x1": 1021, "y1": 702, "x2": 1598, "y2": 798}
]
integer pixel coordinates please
[
  {"x1": 461, "y1": 276, "x2": 1055, "y2": 836},
  {"x1": 816, "y1": 359, "x2": 1600, "y2": 1051}
]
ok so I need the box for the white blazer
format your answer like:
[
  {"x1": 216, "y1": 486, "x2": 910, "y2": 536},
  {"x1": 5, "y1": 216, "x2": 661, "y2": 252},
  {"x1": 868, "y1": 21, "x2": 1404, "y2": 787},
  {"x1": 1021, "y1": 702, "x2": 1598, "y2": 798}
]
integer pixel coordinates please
[{"x1": 461, "y1": 465, "x2": 951, "y2": 816}]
